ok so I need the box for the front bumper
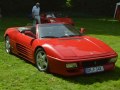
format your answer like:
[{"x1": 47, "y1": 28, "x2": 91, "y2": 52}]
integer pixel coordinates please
[{"x1": 47, "y1": 56, "x2": 116, "y2": 76}]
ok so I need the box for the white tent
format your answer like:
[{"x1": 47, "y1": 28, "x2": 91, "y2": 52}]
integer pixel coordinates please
[{"x1": 114, "y1": 2, "x2": 120, "y2": 18}]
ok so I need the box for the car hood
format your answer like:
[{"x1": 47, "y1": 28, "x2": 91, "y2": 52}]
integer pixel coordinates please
[{"x1": 42, "y1": 36, "x2": 116, "y2": 60}]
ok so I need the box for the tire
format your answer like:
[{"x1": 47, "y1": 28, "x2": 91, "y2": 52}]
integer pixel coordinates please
[
  {"x1": 35, "y1": 48, "x2": 49, "y2": 72},
  {"x1": 5, "y1": 36, "x2": 11, "y2": 54}
]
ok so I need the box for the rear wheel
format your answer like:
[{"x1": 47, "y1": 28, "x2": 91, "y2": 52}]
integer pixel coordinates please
[
  {"x1": 5, "y1": 36, "x2": 11, "y2": 54},
  {"x1": 35, "y1": 48, "x2": 49, "y2": 72}
]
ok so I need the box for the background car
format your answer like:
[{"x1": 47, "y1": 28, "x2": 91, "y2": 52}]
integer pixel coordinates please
[
  {"x1": 41, "y1": 12, "x2": 75, "y2": 25},
  {"x1": 4, "y1": 23, "x2": 118, "y2": 76}
]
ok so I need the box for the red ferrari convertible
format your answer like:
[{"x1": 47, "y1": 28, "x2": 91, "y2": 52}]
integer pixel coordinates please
[{"x1": 4, "y1": 23, "x2": 118, "y2": 76}]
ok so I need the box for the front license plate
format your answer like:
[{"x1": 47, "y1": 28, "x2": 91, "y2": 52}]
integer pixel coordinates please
[{"x1": 85, "y1": 66, "x2": 104, "y2": 74}]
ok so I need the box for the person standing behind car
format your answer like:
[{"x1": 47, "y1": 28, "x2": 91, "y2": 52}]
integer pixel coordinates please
[{"x1": 32, "y1": 2, "x2": 40, "y2": 25}]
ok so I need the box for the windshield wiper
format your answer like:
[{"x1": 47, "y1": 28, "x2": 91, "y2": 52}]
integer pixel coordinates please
[
  {"x1": 60, "y1": 35, "x2": 80, "y2": 38},
  {"x1": 69, "y1": 35, "x2": 80, "y2": 37},
  {"x1": 41, "y1": 36, "x2": 58, "y2": 38},
  {"x1": 60, "y1": 35, "x2": 69, "y2": 38}
]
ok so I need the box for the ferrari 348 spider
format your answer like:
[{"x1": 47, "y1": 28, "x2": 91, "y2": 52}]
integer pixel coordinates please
[{"x1": 4, "y1": 23, "x2": 118, "y2": 76}]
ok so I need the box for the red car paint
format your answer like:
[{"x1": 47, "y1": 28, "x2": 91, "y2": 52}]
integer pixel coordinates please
[{"x1": 4, "y1": 23, "x2": 118, "y2": 76}]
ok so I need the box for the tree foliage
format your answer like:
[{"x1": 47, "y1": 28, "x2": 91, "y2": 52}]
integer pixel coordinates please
[{"x1": 0, "y1": 0, "x2": 120, "y2": 16}]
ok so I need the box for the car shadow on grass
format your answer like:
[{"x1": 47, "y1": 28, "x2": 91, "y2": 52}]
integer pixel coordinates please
[{"x1": 53, "y1": 66, "x2": 120, "y2": 85}]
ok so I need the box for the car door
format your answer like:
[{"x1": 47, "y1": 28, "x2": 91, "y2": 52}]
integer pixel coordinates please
[{"x1": 15, "y1": 31, "x2": 35, "y2": 61}]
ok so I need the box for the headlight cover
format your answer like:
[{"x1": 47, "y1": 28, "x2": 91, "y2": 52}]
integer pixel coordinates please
[{"x1": 66, "y1": 63, "x2": 78, "y2": 68}]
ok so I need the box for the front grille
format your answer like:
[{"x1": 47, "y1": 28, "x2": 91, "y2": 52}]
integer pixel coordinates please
[
  {"x1": 82, "y1": 58, "x2": 110, "y2": 67},
  {"x1": 67, "y1": 69, "x2": 78, "y2": 73}
]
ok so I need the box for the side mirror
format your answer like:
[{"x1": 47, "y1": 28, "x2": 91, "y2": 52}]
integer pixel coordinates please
[{"x1": 80, "y1": 28, "x2": 86, "y2": 34}]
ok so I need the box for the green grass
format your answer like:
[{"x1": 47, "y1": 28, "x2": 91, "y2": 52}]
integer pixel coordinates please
[{"x1": 0, "y1": 17, "x2": 120, "y2": 90}]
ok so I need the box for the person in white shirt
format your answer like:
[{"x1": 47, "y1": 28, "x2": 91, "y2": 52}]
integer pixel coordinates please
[{"x1": 32, "y1": 2, "x2": 40, "y2": 25}]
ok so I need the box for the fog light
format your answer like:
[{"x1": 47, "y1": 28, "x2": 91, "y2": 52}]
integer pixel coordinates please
[
  {"x1": 66, "y1": 63, "x2": 77, "y2": 68},
  {"x1": 109, "y1": 57, "x2": 117, "y2": 63}
]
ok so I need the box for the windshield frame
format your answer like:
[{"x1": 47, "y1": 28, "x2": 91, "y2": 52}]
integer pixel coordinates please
[{"x1": 38, "y1": 23, "x2": 82, "y2": 39}]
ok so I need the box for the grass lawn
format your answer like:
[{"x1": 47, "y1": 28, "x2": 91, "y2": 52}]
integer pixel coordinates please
[{"x1": 0, "y1": 17, "x2": 120, "y2": 90}]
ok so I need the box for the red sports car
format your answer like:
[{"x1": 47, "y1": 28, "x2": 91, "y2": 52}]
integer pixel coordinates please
[
  {"x1": 4, "y1": 23, "x2": 118, "y2": 76},
  {"x1": 41, "y1": 12, "x2": 74, "y2": 25}
]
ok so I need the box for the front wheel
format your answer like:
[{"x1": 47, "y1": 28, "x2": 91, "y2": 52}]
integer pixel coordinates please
[
  {"x1": 5, "y1": 36, "x2": 11, "y2": 54},
  {"x1": 35, "y1": 48, "x2": 49, "y2": 72}
]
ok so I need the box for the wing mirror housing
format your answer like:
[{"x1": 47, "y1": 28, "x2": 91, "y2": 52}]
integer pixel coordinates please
[{"x1": 80, "y1": 28, "x2": 86, "y2": 34}]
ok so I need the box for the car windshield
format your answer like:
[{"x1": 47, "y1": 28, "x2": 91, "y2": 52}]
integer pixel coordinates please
[
  {"x1": 46, "y1": 12, "x2": 56, "y2": 18},
  {"x1": 38, "y1": 24, "x2": 81, "y2": 38},
  {"x1": 54, "y1": 12, "x2": 66, "y2": 18},
  {"x1": 46, "y1": 12, "x2": 66, "y2": 18}
]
